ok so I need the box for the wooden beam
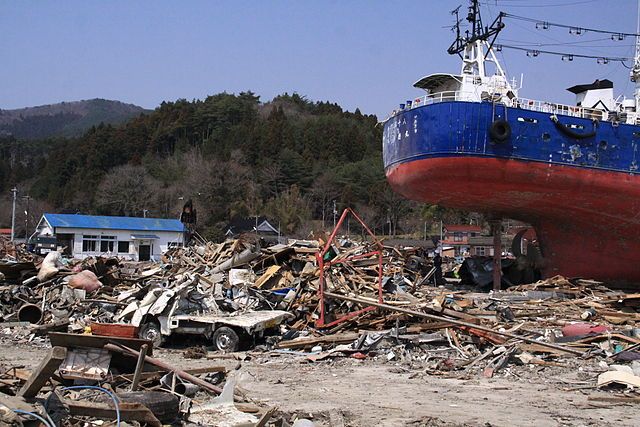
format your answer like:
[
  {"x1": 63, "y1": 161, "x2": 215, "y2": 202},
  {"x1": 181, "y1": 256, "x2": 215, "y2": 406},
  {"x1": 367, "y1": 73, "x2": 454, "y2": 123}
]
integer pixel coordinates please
[
  {"x1": 62, "y1": 396, "x2": 162, "y2": 427},
  {"x1": 130, "y1": 343, "x2": 148, "y2": 391},
  {"x1": 255, "y1": 407, "x2": 277, "y2": 427},
  {"x1": 18, "y1": 346, "x2": 67, "y2": 398},
  {"x1": 324, "y1": 292, "x2": 583, "y2": 355},
  {"x1": 104, "y1": 343, "x2": 226, "y2": 395},
  {"x1": 277, "y1": 332, "x2": 361, "y2": 349}
]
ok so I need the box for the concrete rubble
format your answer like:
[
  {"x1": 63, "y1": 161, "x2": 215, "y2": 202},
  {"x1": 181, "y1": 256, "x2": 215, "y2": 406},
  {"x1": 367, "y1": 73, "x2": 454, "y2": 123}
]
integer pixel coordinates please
[{"x1": 1, "y1": 232, "x2": 640, "y2": 426}]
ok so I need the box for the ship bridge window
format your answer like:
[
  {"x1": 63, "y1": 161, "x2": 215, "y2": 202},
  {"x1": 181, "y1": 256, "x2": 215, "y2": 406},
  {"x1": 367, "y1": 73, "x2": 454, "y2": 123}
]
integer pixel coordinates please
[
  {"x1": 517, "y1": 117, "x2": 538, "y2": 124},
  {"x1": 542, "y1": 132, "x2": 551, "y2": 142}
]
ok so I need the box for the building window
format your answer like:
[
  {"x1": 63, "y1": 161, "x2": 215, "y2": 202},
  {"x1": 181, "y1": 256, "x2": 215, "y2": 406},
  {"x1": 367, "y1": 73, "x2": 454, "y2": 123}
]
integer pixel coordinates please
[
  {"x1": 100, "y1": 236, "x2": 116, "y2": 252},
  {"x1": 476, "y1": 246, "x2": 486, "y2": 256},
  {"x1": 118, "y1": 241, "x2": 130, "y2": 253},
  {"x1": 82, "y1": 235, "x2": 99, "y2": 252}
]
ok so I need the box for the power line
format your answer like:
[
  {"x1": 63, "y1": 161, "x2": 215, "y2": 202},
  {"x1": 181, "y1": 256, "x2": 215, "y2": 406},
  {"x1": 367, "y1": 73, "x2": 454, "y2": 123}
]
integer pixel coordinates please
[
  {"x1": 499, "y1": 36, "x2": 634, "y2": 48},
  {"x1": 502, "y1": 12, "x2": 640, "y2": 38},
  {"x1": 495, "y1": 43, "x2": 631, "y2": 62},
  {"x1": 482, "y1": 0, "x2": 601, "y2": 8}
]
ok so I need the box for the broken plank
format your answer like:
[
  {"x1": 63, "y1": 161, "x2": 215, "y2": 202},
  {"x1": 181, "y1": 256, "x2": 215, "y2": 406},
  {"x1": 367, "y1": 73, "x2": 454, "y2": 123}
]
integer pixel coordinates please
[
  {"x1": 63, "y1": 396, "x2": 162, "y2": 426},
  {"x1": 18, "y1": 346, "x2": 67, "y2": 398},
  {"x1": 278, "y1": 332, "x2": 361, "y2": 349}
]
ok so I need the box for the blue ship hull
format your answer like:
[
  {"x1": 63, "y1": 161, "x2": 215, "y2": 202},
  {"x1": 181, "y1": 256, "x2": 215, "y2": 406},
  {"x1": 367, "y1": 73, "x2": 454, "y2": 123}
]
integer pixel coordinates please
[
  {"x1": 383, "y1": 101, "x2": 640, "y2": 283},
  {"x1": 383, "y1": 101, "x2": 639, "y2": 174}
]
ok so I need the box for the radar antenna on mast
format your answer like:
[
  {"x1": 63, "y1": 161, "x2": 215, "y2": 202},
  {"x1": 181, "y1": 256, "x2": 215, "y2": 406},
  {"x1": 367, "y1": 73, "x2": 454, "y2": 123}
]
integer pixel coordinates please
[
  {"x1": 632, "y1": 0, "x2": 640, "y2": 108},
  {"x1": 447, "y1": 0, "x2": 504, "y2": 58}
]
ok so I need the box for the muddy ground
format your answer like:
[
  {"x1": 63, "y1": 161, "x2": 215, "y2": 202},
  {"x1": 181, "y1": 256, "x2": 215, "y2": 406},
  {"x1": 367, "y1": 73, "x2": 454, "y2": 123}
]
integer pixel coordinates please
[{"x1": 1, "y1": 334, "x2": 639, "y2": 427}]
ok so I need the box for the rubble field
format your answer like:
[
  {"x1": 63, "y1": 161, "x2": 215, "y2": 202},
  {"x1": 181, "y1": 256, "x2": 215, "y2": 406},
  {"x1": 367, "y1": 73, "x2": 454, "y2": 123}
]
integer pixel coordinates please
[
  {"x1": 2, "y1": 338, "x2": 639, "y2": 427},
  {"x1": 1, "y1": 231, "x2": 640, "y2": 426}
]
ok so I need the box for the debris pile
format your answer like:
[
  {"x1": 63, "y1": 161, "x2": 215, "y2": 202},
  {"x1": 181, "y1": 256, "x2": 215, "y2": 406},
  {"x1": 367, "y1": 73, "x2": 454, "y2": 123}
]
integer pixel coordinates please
[
  {"x1": 2, "y1": 223, "x2": 640, "y2": 416},
  {"x1": 0, "y1": 330, "x2": 289, "y2": 426},
  {"x1": 0, "y1": 235, "x2": 436, "y2": 339}
]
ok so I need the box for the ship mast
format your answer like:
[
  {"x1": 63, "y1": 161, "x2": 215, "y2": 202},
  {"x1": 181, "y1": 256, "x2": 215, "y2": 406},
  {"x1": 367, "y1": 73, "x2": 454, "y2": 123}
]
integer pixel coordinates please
[
  {"x1": 448, "y1": 0, "x2": 505, "y2": 78},
  {"x1": 632, "y1": 1, "x2": 640, "y2": 110}
]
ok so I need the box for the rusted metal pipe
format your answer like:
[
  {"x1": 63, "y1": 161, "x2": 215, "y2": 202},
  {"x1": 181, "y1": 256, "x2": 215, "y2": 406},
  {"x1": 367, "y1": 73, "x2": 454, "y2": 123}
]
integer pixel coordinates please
[
  {"x1": 17, "y1": 304, "x2": 43, "y2": 324},
  {"x1": 323, "y1": 291, "x2": 583, "y2": 356}
]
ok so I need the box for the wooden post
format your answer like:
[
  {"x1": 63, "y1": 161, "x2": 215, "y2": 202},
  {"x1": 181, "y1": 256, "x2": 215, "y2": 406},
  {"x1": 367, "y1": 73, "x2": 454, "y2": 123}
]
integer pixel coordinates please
[
  {"x1": 130, "y1": 343, "x2": 148, "y2": 391},
  {"x1": 491, "y1": 219, "x2": 502, "y2": 292},
  {"x1": 18, "y1": 346, "x2": 67, "y2": 398}
]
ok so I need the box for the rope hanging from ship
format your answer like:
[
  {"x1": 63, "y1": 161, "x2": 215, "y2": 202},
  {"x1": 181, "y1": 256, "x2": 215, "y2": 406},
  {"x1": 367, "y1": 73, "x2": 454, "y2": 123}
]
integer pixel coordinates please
[{"x1": 549, "y1": 114, "x2": 598, "y2": 140}]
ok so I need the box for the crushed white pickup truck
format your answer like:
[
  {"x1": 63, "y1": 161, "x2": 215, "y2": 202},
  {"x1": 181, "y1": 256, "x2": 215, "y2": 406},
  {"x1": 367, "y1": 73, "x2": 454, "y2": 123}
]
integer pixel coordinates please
[{"x1": 117, "y1": 273, "x2": 291, "y2": 351}]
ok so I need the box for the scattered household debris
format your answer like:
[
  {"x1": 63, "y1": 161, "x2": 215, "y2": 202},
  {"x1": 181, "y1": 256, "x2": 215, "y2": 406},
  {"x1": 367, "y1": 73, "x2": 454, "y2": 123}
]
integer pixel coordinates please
[{"x1": 2, "y1": 219, "x2": 640, "y2": 425}]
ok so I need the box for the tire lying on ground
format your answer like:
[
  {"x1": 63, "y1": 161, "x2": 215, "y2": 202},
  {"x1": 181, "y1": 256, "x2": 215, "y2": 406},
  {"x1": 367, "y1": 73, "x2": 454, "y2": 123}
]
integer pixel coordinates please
[{"x1": 116, "y1": 391, "x2": 179, "y2": 424}]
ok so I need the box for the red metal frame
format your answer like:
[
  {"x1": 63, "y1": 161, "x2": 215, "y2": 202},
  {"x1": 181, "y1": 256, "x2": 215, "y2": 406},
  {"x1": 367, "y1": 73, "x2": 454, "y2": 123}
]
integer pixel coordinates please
[{"x1": 316, "y1": 208, "x2": 384, "y2": 328}]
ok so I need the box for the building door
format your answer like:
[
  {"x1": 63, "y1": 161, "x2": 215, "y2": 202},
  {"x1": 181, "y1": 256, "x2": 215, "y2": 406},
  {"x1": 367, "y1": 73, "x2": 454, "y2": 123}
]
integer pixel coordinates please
[
  {"x1": 138, "y1": 244, "x2": 151, "y2": 261},
  {"x1": 56, "y1": 233, "x2": 74, "y2": 256}
]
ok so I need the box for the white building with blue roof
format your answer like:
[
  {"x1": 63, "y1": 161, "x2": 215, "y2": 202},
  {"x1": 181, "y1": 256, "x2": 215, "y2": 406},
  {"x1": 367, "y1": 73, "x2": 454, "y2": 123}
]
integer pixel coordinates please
[{"x1": 33, "y1": 213, "x2": 185, "y2": 261}]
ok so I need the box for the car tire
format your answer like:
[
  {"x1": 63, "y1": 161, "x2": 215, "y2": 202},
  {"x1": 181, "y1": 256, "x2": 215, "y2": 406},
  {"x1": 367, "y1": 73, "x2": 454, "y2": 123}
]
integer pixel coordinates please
[
  {"x1": 212, "y1": 326, "x2": 240, "y2": 352},
  {"x1": 138, "y1": 320, "x2": 164, "y2": 348}
]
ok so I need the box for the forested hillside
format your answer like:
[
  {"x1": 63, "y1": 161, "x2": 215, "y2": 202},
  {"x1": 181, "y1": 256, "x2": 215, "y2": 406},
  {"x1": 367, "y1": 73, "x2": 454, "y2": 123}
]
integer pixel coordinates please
[
  {"x1": 0, "y1": 99, "x2": 148, "y2": 140},
  {"x1": 1, "y1": 92, "x2": 471, "y2": 239}
]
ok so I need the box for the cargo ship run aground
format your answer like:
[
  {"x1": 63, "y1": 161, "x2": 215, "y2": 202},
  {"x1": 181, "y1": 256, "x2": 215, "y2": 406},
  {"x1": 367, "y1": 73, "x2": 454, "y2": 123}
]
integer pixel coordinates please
[{"x1": 383, "y1": 1, "x2": 640, "y2": 284}]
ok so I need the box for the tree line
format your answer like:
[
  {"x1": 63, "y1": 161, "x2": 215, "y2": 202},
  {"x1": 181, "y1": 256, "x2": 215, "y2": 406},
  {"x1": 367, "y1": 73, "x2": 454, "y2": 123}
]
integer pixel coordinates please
[{"x1": 0, "y1": 92, "x2": 474, "y2": 240}]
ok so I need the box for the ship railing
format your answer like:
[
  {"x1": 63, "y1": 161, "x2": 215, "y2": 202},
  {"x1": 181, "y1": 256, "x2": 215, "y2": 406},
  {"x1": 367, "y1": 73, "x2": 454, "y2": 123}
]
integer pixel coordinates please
[
  {"x1": 393, "y1": 91, "x2": 605, "y2": 122},
  {"x1": 513, "y1": 97, "x2": 605, "y2": 121},
  {"x1": 407, "y1": 91, "x2": 477, "y2": 108}
]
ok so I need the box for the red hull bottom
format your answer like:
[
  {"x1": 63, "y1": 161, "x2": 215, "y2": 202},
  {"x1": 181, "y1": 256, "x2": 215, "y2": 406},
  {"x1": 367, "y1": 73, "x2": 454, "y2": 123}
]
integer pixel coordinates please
[{"x1": 386, "y1": 157, "x2": 640, "y2": 284}]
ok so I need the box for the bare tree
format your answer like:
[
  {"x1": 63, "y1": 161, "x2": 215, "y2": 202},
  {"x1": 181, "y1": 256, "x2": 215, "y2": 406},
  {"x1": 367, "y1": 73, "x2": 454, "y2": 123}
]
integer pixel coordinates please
[
  {"x1": 310, "y1": 172, "x2": 340, "y2": 229},
  {"x1": 97, "y1": 165, "x2": 160, "y2": 216}
]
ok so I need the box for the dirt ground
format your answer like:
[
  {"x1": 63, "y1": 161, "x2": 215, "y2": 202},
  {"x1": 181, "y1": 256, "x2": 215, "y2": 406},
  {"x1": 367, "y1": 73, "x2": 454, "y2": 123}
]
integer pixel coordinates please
[{"x1": 2, "y1": 335, "x2": 639, "y2": 427}]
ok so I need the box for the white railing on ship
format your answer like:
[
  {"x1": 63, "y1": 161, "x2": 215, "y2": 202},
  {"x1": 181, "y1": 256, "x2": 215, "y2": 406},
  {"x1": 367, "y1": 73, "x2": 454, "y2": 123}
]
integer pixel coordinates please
[
  {"x1": 514, "y1": 98, "x2": 604, "y2": 121},
  {"x1": 398, "y1": 91, "x2": 605, "y2": 121}
]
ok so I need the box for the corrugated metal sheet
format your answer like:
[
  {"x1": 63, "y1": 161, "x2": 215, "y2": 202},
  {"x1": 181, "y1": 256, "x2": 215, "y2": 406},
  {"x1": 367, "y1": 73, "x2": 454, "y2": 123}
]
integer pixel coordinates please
[{"x1": 44, "y1": 213, "x2": 185, "y2": 232}]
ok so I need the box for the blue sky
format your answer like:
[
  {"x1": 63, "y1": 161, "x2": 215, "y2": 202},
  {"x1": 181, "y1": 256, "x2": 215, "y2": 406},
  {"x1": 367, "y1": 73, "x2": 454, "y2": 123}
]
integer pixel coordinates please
[{"x1": 0, "y1": 0, "x2": 637, "y2": 118}]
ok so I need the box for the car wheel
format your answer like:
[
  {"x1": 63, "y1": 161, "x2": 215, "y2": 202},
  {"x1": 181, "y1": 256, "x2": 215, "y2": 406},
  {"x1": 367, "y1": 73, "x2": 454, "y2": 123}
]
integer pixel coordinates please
[
  {"x1": 138, "y1": 320, "x2": 164, "y2": 348},
  {"x1": 212, "y1": 326, "x2": 240, "y2": 352}
]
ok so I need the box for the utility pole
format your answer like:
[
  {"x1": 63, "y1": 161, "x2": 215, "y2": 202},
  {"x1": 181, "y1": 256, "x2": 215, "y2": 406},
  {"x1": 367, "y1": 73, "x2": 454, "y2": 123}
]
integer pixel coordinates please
[
  {"x1": 490, "y1": 219, "x2": 502, "y2": 292},
  {"x1": 255, "y1": 215, "x2": 259, "y2": 239},
  {"x1": 23, "y1": 195, "x2": 31, "y2": 240},
  {"x1": 10, "y1": 187, "x2": 17, "y2": 242},
  {"x1": 332, "y1": 200, "x2": 337, "y2": 230}
]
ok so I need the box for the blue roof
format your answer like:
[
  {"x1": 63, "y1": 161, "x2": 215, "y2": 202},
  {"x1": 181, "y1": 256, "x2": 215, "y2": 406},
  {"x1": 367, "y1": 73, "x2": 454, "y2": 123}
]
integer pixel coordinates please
[{"x1": 43, "y1": 213, "x2": 185, "y2": 232}]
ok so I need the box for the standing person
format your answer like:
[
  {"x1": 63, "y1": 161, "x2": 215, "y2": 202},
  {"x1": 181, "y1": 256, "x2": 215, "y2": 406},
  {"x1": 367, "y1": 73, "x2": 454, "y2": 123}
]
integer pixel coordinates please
[
  {"x1": 180, "y1": 199, "x2": 197, "y2": 246},
  {"x1": 433, "y1": 250, "x2": 443, "y2": 285}
]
